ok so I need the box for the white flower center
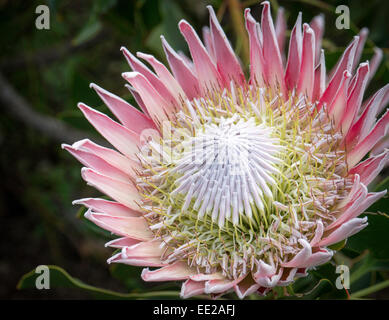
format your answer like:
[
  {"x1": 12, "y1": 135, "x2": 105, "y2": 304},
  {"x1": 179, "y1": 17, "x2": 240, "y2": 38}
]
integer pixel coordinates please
[{"x1": 171, "y1": 116, "x2": 283, "y2": 227}]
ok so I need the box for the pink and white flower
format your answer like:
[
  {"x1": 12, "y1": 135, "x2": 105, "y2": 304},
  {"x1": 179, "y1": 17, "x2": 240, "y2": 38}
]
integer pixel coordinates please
[{"x1": 64, "y1": 2, "x2": 388, "y2": 299}]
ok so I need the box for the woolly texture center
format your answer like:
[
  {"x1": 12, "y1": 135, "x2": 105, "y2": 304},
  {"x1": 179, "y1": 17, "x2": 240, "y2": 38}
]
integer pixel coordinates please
[{"x1": 170, "y1": 116, "x2": 282, "y2": 227}]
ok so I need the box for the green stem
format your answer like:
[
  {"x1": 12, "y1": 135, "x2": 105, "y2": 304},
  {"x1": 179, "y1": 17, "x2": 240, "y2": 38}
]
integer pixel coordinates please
[{"x1": 351, "y1": 280, "x2": 389, "y2": 298}]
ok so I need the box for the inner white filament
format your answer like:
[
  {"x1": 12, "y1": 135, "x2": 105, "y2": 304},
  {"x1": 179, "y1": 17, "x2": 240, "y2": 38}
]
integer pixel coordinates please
[{"x1": 170, "y1": 116, "x2": 283, "y2": 227}]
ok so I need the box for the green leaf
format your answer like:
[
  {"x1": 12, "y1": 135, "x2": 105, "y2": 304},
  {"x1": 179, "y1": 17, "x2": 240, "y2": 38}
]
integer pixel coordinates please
[
  {"x1": 286, "y1": 278, "x2": 335, "y2": 300},
  {"x1": 372, "y1": 176, "x2": 389, "y2": 194},
  {"x1": 328, "y1": 239, "x2": 347, "y2": 251},
  {"x1": 351, "y1": 280, "x2": 389, "y2": 299},
  {"x1": 350, "y1": 253, "x2": 389, "y2": 285},
  {"x1": 109, "y1": 263, "x2": 146, "y2": 290},
  {"x1": 72, "y1": 19, "x2": 102, "y2": 46},
  {"x1": 17, "y1": 265, "x2": 183, "y2": 299},
  {"x1": 301, "y1": 279, "x2": 334, "y2": 300},
  {"x1": 145, "y1": 0, "x2": 188, "y2": 58}
]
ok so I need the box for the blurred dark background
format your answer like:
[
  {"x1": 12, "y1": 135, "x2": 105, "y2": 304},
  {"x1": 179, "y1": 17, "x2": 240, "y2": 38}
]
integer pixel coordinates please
[{"x1": 1, "y1": 0, "x2": 389, "y2": 299}]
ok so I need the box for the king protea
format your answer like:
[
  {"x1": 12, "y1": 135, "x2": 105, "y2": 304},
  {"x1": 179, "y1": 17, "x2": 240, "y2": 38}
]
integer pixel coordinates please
[{"x1": 63, "y1": 2, "x2": 389, "y2": 299}]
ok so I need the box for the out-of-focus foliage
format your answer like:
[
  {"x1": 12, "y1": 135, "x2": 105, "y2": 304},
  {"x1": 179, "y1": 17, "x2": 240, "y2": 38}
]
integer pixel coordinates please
[{"x1": 1, "y1": 0, "x2": 389, "y2": 299}]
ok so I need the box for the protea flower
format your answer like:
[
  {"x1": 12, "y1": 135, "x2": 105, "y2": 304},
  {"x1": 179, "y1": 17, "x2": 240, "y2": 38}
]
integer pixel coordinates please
[{"x1": 63, "y1": 2, "x2": 389, "y2": 299}]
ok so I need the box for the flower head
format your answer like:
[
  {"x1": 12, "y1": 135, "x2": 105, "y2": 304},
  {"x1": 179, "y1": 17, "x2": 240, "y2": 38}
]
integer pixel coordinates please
[{"x1": 64, "y1": 2, "x2": 389, "y2": 299}]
